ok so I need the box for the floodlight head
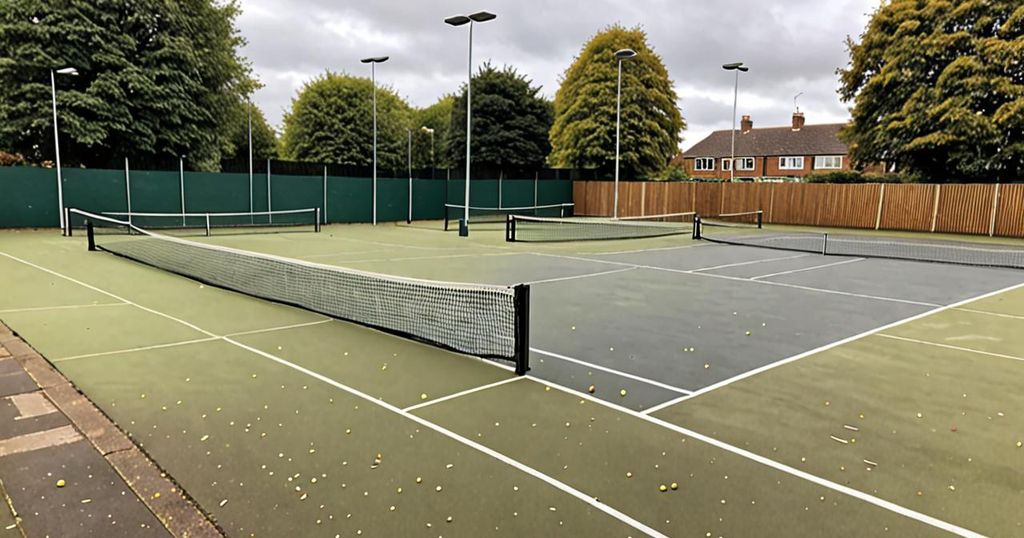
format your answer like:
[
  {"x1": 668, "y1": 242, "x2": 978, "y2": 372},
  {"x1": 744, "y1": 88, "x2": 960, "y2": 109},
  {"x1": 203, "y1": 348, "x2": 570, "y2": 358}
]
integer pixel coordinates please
[
  {"x1": 56, "y1": 67, "x2": 78, "y2": 75},
  {"x1": 614, "y1": 49, "x2": 637, "y2": 61},
  {"x1": 420, "y1": 126, "x2": 435, "y2": 134},
  {"x1": 738, "y1": 66, "x2": 749, "y2": 72},
  {"x1": 722, "y1": 62, "x2": 745, "y2": 70},
  {"x1": 361, "y1": 56, "x2": 389, "y2": 64},
  {"x1": 469, "y1": 11, "x2": 496, "y2": 22},
  {"x1": 445, "y1": 15, "x2": 471, "y2": 26}
]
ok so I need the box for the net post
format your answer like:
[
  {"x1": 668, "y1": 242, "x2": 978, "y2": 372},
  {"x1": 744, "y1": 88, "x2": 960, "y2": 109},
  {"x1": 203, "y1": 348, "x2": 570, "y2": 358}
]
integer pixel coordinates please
[
  {"x1": 64, "y1": 207, "x2": 71, "y2": 236},
  {"x1": 513, "y1": 284, "x2": 530, "y2": 375},
  {"x1": 205, "y1": 214, "x2": 211, "y2": 237},
  {"x1": 86, "y1": 221, "x2": 95, "y2": 251},
  {"x1": 693, "y1": 216, "x2": 702, "y2": 240},
  {"x1": 315, "y1": 208, "x2": 321, "y2": 233},
  {"x1": 506, "y1": 215, "x2": 516, "y2": 242},
  {"x1": 822, "y1": 233, "x2": 828, "y2": 255},
  {"x1": 444, "y1": 206, "x2": 450, "y2": 232},
  {"x1": 756, "y1": 210, "x2": 763, "y2": 229}
]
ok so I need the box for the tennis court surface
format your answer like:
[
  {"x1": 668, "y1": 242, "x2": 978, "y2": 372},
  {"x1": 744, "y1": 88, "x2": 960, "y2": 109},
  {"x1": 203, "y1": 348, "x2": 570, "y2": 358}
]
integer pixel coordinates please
[{"x1": 2, "y1": 216, "x2": 1023, "y2": 536}]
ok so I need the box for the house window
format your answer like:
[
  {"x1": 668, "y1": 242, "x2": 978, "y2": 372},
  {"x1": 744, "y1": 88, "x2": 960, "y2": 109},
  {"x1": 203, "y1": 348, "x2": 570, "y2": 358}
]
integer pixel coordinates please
[
  {"x1": 694, "y1": 158, "x2": 715, "y2": 171},
  {"x1": 721, "y1": 158, "x2": 731, "y2": 171},
  {"x1": 736, "y1": 157, "x2": 755, "y2": 171},
  {"x1": 814, "y1": 155, "x2": 843, "y2": 169},
  {"x1": 779, "y1": 156, "x2": 804, "y2": 170}
]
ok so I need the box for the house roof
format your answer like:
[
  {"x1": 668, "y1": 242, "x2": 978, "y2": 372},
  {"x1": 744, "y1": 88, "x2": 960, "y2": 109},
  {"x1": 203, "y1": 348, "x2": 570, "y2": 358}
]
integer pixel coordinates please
[{"x1": 682, "y1": 123, "x2": 848, "y2": 158}]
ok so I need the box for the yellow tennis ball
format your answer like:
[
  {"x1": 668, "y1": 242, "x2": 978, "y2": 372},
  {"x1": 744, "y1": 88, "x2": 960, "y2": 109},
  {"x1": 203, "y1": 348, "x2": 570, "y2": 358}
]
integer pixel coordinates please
[
  {"x1": 619, "y1": 389, "x2": 627, "y2": 397},
  {"x1": 658, "y1": 484, "x2": 667, "y2": 492},
  {"x1": 56, "y1": 479, "x2": 66, "y2": 488}
]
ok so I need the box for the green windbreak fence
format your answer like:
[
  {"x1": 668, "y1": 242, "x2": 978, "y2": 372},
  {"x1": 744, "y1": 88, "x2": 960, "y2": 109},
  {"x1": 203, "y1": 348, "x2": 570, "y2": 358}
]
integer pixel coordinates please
[{"x1": 0, "y1": 166, "x2": 573, "y2": 228}]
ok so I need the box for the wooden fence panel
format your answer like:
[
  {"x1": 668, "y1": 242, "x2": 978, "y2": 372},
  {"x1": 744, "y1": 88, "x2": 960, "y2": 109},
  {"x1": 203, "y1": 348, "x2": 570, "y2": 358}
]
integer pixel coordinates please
[
  {"x1": 878, "y1": 184, "x2": 933, "y2": 231},
  {"x1": 619, "y1": 182, "x2": 645, "y2": 217},
  {"x1": 934, "y1": 184, "x2": 995, "y2": 235},
  {"x1": 572, "y1": 181, "x2": 589, "y2": 215},
  {"x1": 994, "y1": 184, "x2": 1024, "y2": 238},
  {"x1": 720, "y1": 183, "x2": 766, "y2": 215},
  {"x1": 769, "y1": 183, "x2": 825, "y2": 225},
  {"x1": 694, "y1": 183, "x2": 723, "y2": 216},
  {"x1": 817, "y1": 184, "x2": 881, "y2": 229}
]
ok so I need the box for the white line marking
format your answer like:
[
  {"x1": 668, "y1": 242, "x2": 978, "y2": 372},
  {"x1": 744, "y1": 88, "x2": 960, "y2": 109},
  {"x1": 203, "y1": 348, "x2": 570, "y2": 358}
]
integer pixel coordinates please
[
  {"x1": 525, "y1": 267, "x2": 637, "y2": 285},
  {"x1": 9, "y1": 248, "x2": 1000, "y2": 536},
  {"x1": 0, "y1": 303, "x2": 129, "y2": 314},
  {"x1": 876, "y1": 333, "x2": 1024, "y2": 363},
  {"x1": 691, "y1": 253, "x2": 810, "y2": 273},
  {"x1": 642, "y1": 280, "x2": 1024, "y2": 415},
  {"x1": 294, "y1": 248, "x2": 393, "y2": 260},
  {"x1": 225, "y1": 319, "x2": 331, "y2": 337},
  {"x1": 750, "y1": 258, "x2": 865, "y2": 280},
  {"x1": 345, "y1": 252, "x2": 520, "y2": 265},
  {"x1": 3, "y1": 251, "x2": 665, "y2": 537},
  {"x1": 403, "y1": 377, "x2": 523, "y2": 412},
  {"x1": 223, "y1": 337, "x2": 667, "y2": 538},
  {"x1": 954, "y1": 307, "x2": 1024, "y2": 321},
  {"x1": 533, "y1": 252, "x2": 938, "y2": 307},
  {"x1": 531, "y1": 348, "x2": 692, "y2": 395},
  {"x1": 9, "y1": 393, "x2": 57, "y2": 420},
  {"x1": 53, "y1": 337, "x2": 219, "y2": 363},
  {"x1": 596, "y1": 243, "x2": 708, "y2": 256},
  {"x1": 528, "y1": 377, "x2": 983, "y2": 538}
]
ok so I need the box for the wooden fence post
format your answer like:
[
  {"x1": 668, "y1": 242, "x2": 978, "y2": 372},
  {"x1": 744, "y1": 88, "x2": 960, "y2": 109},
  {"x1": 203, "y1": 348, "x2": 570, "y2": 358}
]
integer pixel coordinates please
[
  {"x1": 929, "y1": 184, "x2": 941, "y2": 232},
  {"x1": 641, "y1": 182, "x2": 646, "y2": 216},
  {"x1": 768, "y1": 183, "x2": 775, "y2": 224},
  {"x1": 989, "y1": 183, "x2": 1001, "y2": 237},
  {"x1": 875, "y1": 183, "x2": 886, "y2": 230}
]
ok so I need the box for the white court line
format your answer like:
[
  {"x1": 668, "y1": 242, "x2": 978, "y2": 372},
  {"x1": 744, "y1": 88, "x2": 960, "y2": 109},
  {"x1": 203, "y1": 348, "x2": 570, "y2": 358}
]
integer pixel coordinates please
[
  {"x1": 533, "y1": 252, "x2": 938, "y2": 307},
  {"x1": 594, "y1": 243, "x2": 708, "y2": 256},
  {"x1": 344, "y1": 251, "x2": 520, "y2": 265},
  {"x1": 6, "y1": 250, "x2": 987, "y2": 537},
  {"x1": 525, "y1": 267, "x2": 637, "y2": 286},
  {"x1": 53, "y1": 337, "x2": 220, "y2": 363},
  {"x1": 953, "y1": 307, "x2": 1024, "y2": 321},
  {"x1": 1, "y1": 251, "x2": 665, "y2": 538},
  {"x1": 750, "y1": 258, "x2": 865, "y2": 281},
  {"x1": 529, "y1": 378, "x2": 983, "y2": 538},
  {"x1": 691, "y1": 253, "x2": 810, "y2": 273},
  {"x1": 295, "y1": 248, "x2": 393, "y2": 260},
  {"x1": 531, "y1": 348, "x2": 692, "y2": 395},
  {"x1": 876, "y1": 333, "x2": 1024, "y2": 364},
  {"x1": 225, "y1": 319, "x2": 331, "y2": 337},
  {"x1": 642, "y1": 280, "x2": 1024, "y2": 416},
  {"x1": 0, "y1": 303, "x2": 129, "y2": 314},
  {"x1": 403, "y1": 377, "x2": 524, "y2": 412}
]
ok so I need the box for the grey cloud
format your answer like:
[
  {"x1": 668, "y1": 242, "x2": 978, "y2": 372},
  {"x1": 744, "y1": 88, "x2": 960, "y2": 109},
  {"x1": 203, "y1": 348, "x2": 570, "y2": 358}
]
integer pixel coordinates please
[{"x1": 237, "y1": 0, "x2": 876, "y2": 152}]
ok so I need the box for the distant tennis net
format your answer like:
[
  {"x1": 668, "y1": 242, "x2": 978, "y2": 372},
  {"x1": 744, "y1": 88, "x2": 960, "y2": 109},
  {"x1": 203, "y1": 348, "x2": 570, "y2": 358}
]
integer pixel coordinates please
[
  {"x1": 71, "y1": 209, "x2": 530, "y2": 374},
  {"x1": 444, "y1": 203, "x2": 574, "y2": 231},
  {"x1": 696, "y1": 212, "x2": 1024, "y2": 269},
  {"x1": 65, "y1": 208, "x2": 320, "y2": 237},
  {"x1": 506, "y1": 212, "x2": 696, "y2": 242}
]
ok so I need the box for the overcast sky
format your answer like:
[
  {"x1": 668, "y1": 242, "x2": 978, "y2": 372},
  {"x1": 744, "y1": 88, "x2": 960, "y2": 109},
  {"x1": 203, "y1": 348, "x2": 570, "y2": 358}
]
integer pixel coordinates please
[{"x1": 236, "y1": 0, "x2": 879, "y2": 152}]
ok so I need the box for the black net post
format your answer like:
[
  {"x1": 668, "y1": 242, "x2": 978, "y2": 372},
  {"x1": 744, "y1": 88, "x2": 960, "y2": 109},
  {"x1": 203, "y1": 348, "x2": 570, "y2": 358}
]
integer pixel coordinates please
[
  {"x1": 756, "y1": 211, "x2": 763, "y2": 228},
  {"x1": 822, "y1": 233, "x2": 829, "y2": 255},
  {"x1": 315, "y1": 208, "x2": 322, "y2": 233},
  {"x1": 506, "y1": 215, "x2": 516, "y2": 242},
  {"x1": 86, "y1": 221, "x2": 96, "y2": 251},
  {"x1": 693, "y1": 216, "x2": 702, "y2": 240},
  {"x1": 513, "y1": 284, "x2": 530, "y2": 375}
]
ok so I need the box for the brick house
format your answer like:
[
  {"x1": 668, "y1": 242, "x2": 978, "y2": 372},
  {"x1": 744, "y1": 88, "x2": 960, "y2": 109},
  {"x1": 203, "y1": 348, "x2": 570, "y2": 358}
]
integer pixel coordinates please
[{"x1": 677, "y1": 112, "x2": 857, "y2": 181}]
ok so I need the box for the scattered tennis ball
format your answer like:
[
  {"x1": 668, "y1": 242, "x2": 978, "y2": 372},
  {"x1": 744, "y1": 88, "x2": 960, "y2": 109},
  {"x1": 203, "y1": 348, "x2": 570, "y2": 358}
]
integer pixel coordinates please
[
  {"x1": 587, "y1": 385, "x2": 595, "y2": 394},
  {"x1": 1017, "y1": 441, "x2": 1022, "y2": 448},
  {"x1": 609, "y1": 347, "x2": 614, "y2": 351},
  {"x1": 420, "y1": 393, "x2": 428, "y2": 400},
  {"x1": 704, "y1": 363, "x2": 710, "y2": 369},
  {"x1": 415, "y1": 477, "x2": 422, "y2": 484},
  {"x1": 670, "y1": 482, "x2": 678, "y2": 490},
  {"x1": 625, "y1": 472, "x2": 632, "y2": 478},
  {"x1": 571, "y1": 326, "x2": 576, "y2": 331},
  {"x1": 153, "y1": 492, "x2": 161, "y2": 499},
  {"x1": 745, "y1": 331, "x2": 751, "y2": 336},
  {"x1": 916, "y1": 412, "x2": 923, "y2": 418},
  {"x1": 658, "y1": 484, "x2": 668, "y2": 492},
  {"x1": 619, "y1": 389, "x2": 627, "y2": 397},
  {"x1": 56, "y1": 479, "x2": 66, "y2": 488}
]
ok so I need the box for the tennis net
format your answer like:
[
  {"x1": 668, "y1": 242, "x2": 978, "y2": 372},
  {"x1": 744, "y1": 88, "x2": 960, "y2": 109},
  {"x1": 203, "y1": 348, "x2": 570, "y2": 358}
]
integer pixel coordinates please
[
  {"x1": 444, "y1": 203, "x2": 574, "y2": 231},
  {"x1": 696, "y1": 216, "x2": 1024, "y2": 270},
  {"x1": 506, "y1": 212, "x2": 696, "y2": 242},
  {"x1": 71, "y1": 209, "x2": 530, "y2": 374},
  {"x1": 65, "y1": 208, "x2": 320, "y2": 237}
]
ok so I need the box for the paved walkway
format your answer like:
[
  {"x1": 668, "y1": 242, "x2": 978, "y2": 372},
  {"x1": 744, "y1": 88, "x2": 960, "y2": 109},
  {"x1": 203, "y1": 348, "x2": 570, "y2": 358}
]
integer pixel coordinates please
[{"x1": 0, "y1": 323, "x2": 220, "y2": 537}]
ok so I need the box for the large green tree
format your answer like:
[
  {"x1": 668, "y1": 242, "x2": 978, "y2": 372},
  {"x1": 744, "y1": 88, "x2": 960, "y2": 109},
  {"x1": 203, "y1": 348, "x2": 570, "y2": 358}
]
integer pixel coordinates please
[
  {"x1": 839, "y1": 0, "x2": 1024, "y2": 181},
  {"x1": 446, "y1": 64, "x2": 553, "y2": 170},
  {"x1": 0, "y1": 0, "x2": 254, "y2": 171},
  {"x1": 549, "y1": 25, "x2": 684, "y2": 178},
  {"x1": 412, "y1": 95, "x2": 452, "y2": 169},
  {"x1": 224, "y1": 103, "x2": 279, "y2": 162},
  {"x1": 281, "y1": 71, "x2": 411, "y2": 170}
]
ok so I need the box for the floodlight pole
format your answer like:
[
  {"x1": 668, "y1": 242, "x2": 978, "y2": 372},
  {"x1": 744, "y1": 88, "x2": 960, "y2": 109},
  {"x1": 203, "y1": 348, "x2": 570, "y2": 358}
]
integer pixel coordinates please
[
  {"x1": 51, "y1": 68, "x2": 77, "y2": 233},
  {"x1": 723, "y1": 62, "x2": 748, "y2": 183},
  {"x1": 362, "y1": 56, "x2": 389, "y2": 225},
  {"x1": 407, "y1": 128, "x2": 412, "y2": 224},
  {"x1": 248, "y1": 99, "x2": 253, "y2": 217}
]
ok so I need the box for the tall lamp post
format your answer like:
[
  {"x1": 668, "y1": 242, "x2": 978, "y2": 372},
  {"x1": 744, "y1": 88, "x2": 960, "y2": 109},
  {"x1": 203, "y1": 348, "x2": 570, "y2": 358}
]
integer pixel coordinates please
[
  {"x1": 613, "y1": 49, "x2": 637, "y2": 219},
  {"x1": 420, "y1": 126, "x2": 435, "y2": 170},
  {"x1": 722, "y1": 62, "x2": 748, "y2": 183},
  {"x1": 247, "y1": 97, "x2": 253, "y2": 220},
  {"x1": 361, "y1": 56, "x2": 389, "y2": 225},
  {"x1": 51, "y1": 67, "x2": 77, "y2": 234},
  {"x1": 445, "y1": 11, "x2": 496, "y2": 237}
]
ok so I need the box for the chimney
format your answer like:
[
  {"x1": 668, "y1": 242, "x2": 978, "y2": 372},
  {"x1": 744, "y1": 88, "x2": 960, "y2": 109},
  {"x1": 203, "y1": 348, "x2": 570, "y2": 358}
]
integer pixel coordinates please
[
  {"x1": 792, "y1": 111, "x2": 805, "y2": 131},
  {"x1": 740, "y1": 115, "x2": 753, "y2": 134}
]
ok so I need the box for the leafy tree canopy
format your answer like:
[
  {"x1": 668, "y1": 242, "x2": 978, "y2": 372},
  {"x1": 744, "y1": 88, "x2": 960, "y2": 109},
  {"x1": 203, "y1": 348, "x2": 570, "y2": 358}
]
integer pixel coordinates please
[
  {"x1": 281, "y1": 71, "x2": 412, "y2": 171},
  {"x1": 224, "y1": 103, "x2": 279, "y2": 163},
  {"x1": 412, "y1": 95, "x2": 453, "y2": 169},
  {"x1": 549, "y1": 25, "x2": 685, "y2": 178},
  {"x1": 839, "y1": 0, "x2": 1024, "y2": 181},
  {"x1": 0, "y1": 0, "x2": 254, "y2": 171},
  {"x1": 447, "y1": 63, "x2": 553, "y2": 171}
]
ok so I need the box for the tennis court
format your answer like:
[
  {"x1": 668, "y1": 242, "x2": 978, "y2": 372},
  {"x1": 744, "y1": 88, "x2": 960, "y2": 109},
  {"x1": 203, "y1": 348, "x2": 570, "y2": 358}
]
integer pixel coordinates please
[{"x1": 3, "y1": 213, "x2": 1023, "y2": 536}]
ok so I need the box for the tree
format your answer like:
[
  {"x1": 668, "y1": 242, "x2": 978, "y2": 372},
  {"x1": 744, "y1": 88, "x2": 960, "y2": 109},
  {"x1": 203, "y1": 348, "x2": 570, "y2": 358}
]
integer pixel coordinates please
[
  {"x1": 281, "y1": 71, "x2": 411, "y2": 170},
  {"x1": 412, "y1": 95, "x2": 453, "y2": 170},
  {"x1": 0, "y1": 0, "x2": 254, "y2": 171},
  {"x1": 839, "y1": 1, "x2": 1024, "y2": 182},
  {"x1": 549, "y1": 25, "x2": 685, "y2": 178},
  {"x1": 446, "y1": 63, "x2": 553, "y2": 171},
  {"x1": 224, "y1": 104, "x2": 279, "y2": 163}
]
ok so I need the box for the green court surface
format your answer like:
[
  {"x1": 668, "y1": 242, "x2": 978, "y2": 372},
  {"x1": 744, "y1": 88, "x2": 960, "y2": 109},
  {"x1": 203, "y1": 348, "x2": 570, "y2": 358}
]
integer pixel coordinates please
[{"x1": 2, "y1": 222, "x2": 1023, "y2": 537}]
